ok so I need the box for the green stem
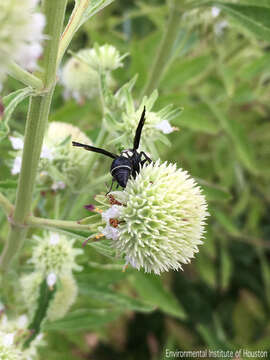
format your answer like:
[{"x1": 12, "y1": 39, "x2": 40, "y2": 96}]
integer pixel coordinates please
[
  {"x1": 57, "y1": 0, "x2": 90, "y2": 66},
  {"x1": 0, "y1": 192, "x2": 14, "y2": 216},
  {"x1": 28, "y1": 215, "x2": 100, "y2": 233},
  {"x1": 7, "y1": 61, "x2": 43, "y2": 90},
  {"x1": 141, "y1": 0, "x2": 181, "y2": 97},
  {"x1": 0, "y1": 0, "x2": 68, "y2": 272}
]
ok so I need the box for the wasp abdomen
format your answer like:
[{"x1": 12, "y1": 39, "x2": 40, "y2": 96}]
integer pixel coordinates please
[{"x1": 111, "y1": 157, "x2": 132, "y2": 188}]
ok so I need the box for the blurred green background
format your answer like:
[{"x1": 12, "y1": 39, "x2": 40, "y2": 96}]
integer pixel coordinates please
[{"x1": 1, "y1": 0, "x2": 270, "y2": 359}]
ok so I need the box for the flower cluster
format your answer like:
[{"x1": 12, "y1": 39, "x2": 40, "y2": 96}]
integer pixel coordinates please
[
  {"x1": 96, "y1": 161, "x2": 208, "y2": 274},
  {"x1": 9, "y1": 121, "x2": 92, "y2": 191},
  {"x1": 61, "y1": 44, "x2": 126, "y2": 103},
  {"x1": 21, "y1": 232, "x2": 82, "y2": 321},
  {"x1": 0, "y1": 0, "x2": 45, "y2": 89},
  {"x1": 0, "y1": 313, "x2": 44, "y2": 360},
  {"x1": 103, "y1": 80, "x2": 181, "y2": 155}
]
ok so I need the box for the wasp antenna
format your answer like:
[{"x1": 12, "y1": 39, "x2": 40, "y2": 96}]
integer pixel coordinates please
[
  {"x1": 133, "y1": 106, "x2": 146, "y2": 150},
  {"x1": 72, "y1": 141, "x2": 118, "y2": 159}
]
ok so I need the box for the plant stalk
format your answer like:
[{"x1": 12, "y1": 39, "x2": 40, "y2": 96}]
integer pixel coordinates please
[
  {"x1": 141, "y1": 0, "x2": 181, "y2": 97},
  {"x1": 7, "y1": 61, "x2": 43, "y2": 90},
  {"x1": 0, "y1": 0, "x2": 68, "y2": 272}
]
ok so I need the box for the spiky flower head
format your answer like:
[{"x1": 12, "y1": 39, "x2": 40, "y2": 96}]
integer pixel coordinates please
[
  {"x1": 61, "y1": 45, "x2": 122, "y2": 103},
  {"x1": 9, "y1": 122, "x2": 92, "y2": 190},
  {"x1": 0, "y1": 333, "x2": 22, "y2": 360},
  {"x1": 0, "y1": 0, "x2": 45, "y2": 88},
  {"x1": 99, "y1": 161, "x2": 208, "y2": 274},
  {"x1": 104, "y1": 80, "x2": 181, "y2": 155},
  {"x1": 29, "y1": 232, "x2": 83, "y2": 277},
  {"x1": 61, "y1": 49, "x2": 100, "y2": 103},
  {"x1": 81, "y1": 43, "x2": 128, "y2": 72}
]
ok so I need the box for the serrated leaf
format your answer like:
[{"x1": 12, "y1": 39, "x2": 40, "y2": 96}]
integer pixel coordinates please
[
  {"x1": 129, "y1": 273, "x2": 186, "y2": 320},
  {"x1": 43, "y1": 309, "x2": 121, "y2": 331}
]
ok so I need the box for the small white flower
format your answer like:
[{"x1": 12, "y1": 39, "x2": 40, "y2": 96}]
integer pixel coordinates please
[
  {"x1": 40, "y1": 145, "x2": 53, "y2": 160},
  {"x1": 49, "y1": 233, "x2": 60, "y2": 246},
  {"x1": 9, "y1": 136, "x2": 23, "y2": 150},
  {"x1": 155, "y1": 120, "x2": 174, "y2": 134},
  {"x1": 11, "y1": 156, "x2": 22, "y2": 175},
  {"x1": 51, "y1": 181, "x2": 66, "y2": 191},
  {"x1": 211, "y1": 6, "x2": 220, "y2": 17},
  {"x1": 102, "y1": 205, "x2": 122, "y2": 223},
  {"x1": 47, "y1": 272, "x2": 57, "y2": 287},
  {"x1": 101, "y1": 224, "x2": 120, "y2": 241},
  {"x1": 18, "y1": 315, "x2": 28, "y2": 328},
  {"x1": 214, "y1": 20, "x2": 228, "y2": 36},
  {"x1": 3, "y1": 333, "x2": 14, "y2": 347}
]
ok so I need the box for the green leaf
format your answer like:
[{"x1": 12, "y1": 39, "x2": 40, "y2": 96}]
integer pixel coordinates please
[
  {"x1": 175, "y1": 105, "x2": 220, "y2": 135},
  {"x1": 43, "y1": 309, "x2": 121, "y2": 331},
  {"x1": 203, "y1": 97, "x2": 258, "y2": 174},
  {"x1": 200, "y1": 184, "x2": 232, "y2": 202},
  {"x1": 129, "y1": 273, "x2": 186, "y2": 320},
  {"x1": 220, "y1": 246, "x2": 233, "y2": 291},
  {"x1": 0, "y1": 180, "x2": 18, "y2": 189},
  {"x1": 79, "y1": 0, "x2": 114, "y2": 27},
  {"x1": 207, "y1": 1, "x2": 270, "y2": 42},
  {"x1": 161, "y1": 55, "x2": 212, "y2": 88},
  {"x1": 1, "y1": 88, "x2": 33, "y2": 141},
  {"x1": 24, "y1": 278, "x2": 57, "y2": 348},
  {"x1": 78, "y1": 282, "x2": 155, "y2": 312}
]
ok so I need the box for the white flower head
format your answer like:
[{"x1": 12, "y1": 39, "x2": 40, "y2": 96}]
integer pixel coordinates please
[
  {"x1": 83, "y1": 43, "x2": 128, "y2": 72},
  {"x1": 61, "y1": 50, "x2": 100, "y2": 103},
  {"x1": 0, "y1": 0, "x2": 45, "y2": 86},
  {"x1": 105, "y1": 161, "x2": 209, "y2": 274},
  {"x1": 29, "y1": 231, "x2": 83, "y2": 276}
]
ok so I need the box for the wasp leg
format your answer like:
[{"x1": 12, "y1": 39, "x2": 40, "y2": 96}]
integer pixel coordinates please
[
  {"x1": 139, "y1": 151, "x2": 152, "y2": 165},
  {"x1": 106, "y1": 178, "x2": 116, "y2": 195}
]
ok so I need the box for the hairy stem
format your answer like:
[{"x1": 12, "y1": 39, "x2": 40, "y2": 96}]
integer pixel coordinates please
[
  {"x1": 0, "y1": 0, "x2": 68, "y2": 272},
  {"x1": 141, "y1": 0, "x2": 181, "y2": 97},
  {"x1": 7, "y1": 61, "x2": 43, "y2": 90}
]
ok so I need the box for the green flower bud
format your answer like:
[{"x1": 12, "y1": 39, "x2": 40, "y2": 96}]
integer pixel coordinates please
[
  {"x1": 81, "y1": 43, "x2": 128, "y2": 72},
  {"x1": 61, "y1": 49, "x2": 100, "y2": 103},
  {"x1": 100, "y1": 161, "x2": 209, "y2": 274},
  {"x1": 29, "y1": 232, "x2": 83, "y2": 276}
]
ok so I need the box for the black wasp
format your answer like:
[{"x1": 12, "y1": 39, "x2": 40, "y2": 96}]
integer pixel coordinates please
[{"x1": 72, "y1": 106, "x2": 152, "y2": 190}]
